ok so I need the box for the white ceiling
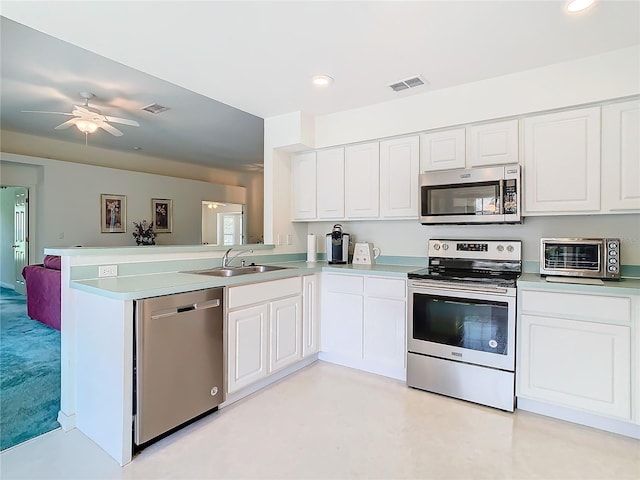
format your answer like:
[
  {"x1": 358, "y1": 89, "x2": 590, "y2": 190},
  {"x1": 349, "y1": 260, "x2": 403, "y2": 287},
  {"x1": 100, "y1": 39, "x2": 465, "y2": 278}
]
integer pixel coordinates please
[{"x1": 1, "y1": 1, "x2": 639, "y2": 170}]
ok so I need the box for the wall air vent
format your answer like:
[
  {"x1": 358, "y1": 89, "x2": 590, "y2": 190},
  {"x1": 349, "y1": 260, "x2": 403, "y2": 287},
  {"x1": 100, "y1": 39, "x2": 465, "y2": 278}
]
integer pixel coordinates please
[
  {"x1": 141, "y1": 103, "x2": 170, "y2": 114},
  {"x1": 388, "y1": 75, "x2": 427, "y2": 92}
]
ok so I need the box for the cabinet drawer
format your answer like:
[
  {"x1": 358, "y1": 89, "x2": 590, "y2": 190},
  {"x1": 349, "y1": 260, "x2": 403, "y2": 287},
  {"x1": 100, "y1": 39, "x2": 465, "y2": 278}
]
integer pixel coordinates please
[
  {"x1": 520, "y1": 290, "x2": 631, "y2": 325},
  {"x1": 324, "y1": 273, "x2": 364, "y2": 294},
  {"x1": 366, "y1": 276, "x2": 406, "y2": 300},
  {"x1": 228, "y1": 276, "x2": 302, "y2": 309}
]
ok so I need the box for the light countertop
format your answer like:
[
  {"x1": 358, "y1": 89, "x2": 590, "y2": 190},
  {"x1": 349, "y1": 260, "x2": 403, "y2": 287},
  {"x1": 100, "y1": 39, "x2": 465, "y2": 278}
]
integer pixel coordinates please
[
  {"x1": 518, "y1": 272, "x2": 640, "y2": 296},
  {"x1": 71, "y1": 261, "x2": 420, "y2": 300}
]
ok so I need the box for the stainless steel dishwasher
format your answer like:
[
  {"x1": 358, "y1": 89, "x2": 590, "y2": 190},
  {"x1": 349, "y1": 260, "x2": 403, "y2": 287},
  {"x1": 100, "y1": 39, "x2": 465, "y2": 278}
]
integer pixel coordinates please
[{"x1": 134, "y1": 288, "x2": 224, "y2": 446}]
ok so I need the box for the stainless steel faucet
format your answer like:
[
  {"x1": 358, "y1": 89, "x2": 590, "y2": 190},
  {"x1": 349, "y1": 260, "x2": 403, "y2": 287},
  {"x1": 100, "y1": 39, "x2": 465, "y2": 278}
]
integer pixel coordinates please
[{"x1": 221, "y1": 248, "x2": 254, "y2": 268}]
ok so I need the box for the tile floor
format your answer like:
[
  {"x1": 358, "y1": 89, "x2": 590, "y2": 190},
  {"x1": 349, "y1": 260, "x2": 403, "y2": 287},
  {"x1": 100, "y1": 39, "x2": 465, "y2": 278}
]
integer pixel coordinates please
[{"x1": 1, "y1": 361, "x2": 638, "y2": 479}]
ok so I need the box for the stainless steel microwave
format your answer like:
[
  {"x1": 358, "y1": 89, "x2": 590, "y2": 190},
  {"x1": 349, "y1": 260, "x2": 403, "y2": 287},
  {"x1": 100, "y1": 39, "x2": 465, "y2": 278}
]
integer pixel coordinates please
[
  {"x1": 540, "y1": 238, "x2": 621, "y2": 280},
  {"x1": 419, "y1": 164, "x2": 521, "y2": 225}
]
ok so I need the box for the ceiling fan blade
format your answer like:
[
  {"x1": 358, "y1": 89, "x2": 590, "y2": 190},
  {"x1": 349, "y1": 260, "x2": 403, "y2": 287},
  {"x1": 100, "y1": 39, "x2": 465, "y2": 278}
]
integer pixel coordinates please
[
  {"x1": 54, "y1": 118, "x2": 79, "y2": 130},
  {"x1": 104, "y1": 115, "x2": 140, "y2": 127},
  {"x1": 22, "y1": 110, "x2": 74, "y2": 116},
  {"x1": 73, "y1": 105, "x2": 92, "y2": 115},
  {"x1": 98, "y1": 122, "x2": 124, "y2": 136}
]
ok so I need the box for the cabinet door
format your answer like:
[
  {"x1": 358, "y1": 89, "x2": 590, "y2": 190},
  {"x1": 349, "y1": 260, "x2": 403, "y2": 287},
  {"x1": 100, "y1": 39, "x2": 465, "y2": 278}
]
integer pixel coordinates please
[
  {"x1": 419, "y1": 128, "x2": 465, "y2": 172},
  {"x1": 523, "y1": 107, "x2": 601, "y2": 214},
  {"x1": 363, "y1": 297, "x2": 406, "y2": 371},
  {"x1": 269, "y1": 296, "x2": 302, "y2": 373},
  {"x1": 518, "y1": 314, "x2": 631, "y2": 420},
  {"x1": 321, "y1": 291, "x2": 363, "y2": 360},
  {"x1": 468, "y1": 119, "x2": 519, "y2": 167},
  {"x1": 302, "y1": 275, "x2": 319, "y2": 357},
  {"x1": 317, "y1": 147, "x2": 345, "y2": 219},
  {"x1": 602, "y1": 99, "x2": 640, "y2": 212},
  {"x1": 380, "y1": 136, "x2": 419, "y2": 218},
  {"x1": 345, "y1": 142, "x2": 380, "y2": 218},
  {"x1": 227, "y1": 304, "x2": 269, "y2": 394},
  {"x1": 291, "y1": 151, "x2": 317, "y2": 220}
]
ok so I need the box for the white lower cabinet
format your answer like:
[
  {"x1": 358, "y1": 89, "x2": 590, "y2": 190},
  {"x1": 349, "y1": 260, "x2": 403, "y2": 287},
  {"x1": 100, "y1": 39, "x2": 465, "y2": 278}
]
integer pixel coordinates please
[
  {"x1": 269, "y1": 296, "x2": 303, "y2": 372},
  {"x1": 517, "y1": 286, "x2": 638, "y2": 437},
  {"x1": 227, "y1": 277, "x2": 303, "y2": 395},
  {"x1": 320, "y1": 272, "x2": 406, "y2": 379},
  {"x1": 228, "y1": 304, "x2": 269, "y2": 393}
]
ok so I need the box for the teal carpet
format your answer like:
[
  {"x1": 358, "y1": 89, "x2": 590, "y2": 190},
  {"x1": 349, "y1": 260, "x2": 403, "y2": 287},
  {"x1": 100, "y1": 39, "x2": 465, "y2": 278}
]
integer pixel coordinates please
[{"x1": 0, "y1": 287, "x2": 61, "y2": 450}]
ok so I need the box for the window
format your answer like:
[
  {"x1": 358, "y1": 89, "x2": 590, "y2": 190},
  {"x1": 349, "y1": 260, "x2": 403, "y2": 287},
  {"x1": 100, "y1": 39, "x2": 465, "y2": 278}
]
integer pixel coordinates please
[{"x1": 219, "y1": 213, "x2": 243, "y2": 245}]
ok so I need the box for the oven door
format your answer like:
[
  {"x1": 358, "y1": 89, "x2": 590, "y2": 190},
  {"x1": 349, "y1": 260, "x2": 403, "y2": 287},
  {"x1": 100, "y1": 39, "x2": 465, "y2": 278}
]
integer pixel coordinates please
[{"x1": 408, "y1": 281, "x2": 515, "y2": 371}]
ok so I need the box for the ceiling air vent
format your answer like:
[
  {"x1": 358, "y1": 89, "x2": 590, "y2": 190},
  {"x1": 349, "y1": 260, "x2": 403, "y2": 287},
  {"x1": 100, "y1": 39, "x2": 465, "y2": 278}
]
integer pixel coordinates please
[
  {"x1": 388, "y1": 75, "x2": 427, "y2": 92},
  {"x1": 141, "y1": 103, "x2": 170, "y2": 114}
]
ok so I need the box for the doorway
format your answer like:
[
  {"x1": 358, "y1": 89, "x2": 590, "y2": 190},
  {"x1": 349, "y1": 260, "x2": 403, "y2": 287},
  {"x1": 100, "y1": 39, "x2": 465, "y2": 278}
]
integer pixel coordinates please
[
  {"x1": 201, "y1": 201, "x2": 245, "y2": 245},
  {"x1": 0, "y1": 186, "x2": 29, "y2": 292}
]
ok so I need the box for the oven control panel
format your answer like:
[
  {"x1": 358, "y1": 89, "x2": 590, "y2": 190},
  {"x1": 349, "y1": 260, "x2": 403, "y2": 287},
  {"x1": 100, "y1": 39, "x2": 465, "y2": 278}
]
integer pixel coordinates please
[{"x1": 428, "y1": 239, "x2": 521, "y2": 261}]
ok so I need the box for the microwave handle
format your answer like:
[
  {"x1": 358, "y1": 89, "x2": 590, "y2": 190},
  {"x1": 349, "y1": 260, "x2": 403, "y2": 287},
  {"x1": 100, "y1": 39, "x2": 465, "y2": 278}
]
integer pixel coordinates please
[{"x1": 499, "y1": 179, "x2": 505, "y2": 215}]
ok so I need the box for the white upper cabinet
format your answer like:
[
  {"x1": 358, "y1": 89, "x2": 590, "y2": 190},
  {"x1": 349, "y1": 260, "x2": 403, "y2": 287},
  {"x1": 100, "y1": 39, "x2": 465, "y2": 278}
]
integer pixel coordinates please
[
  {"x1": 379, "y1": 136, "x2": 420, "y2": 218},
  {"x1": 467, "y1": 119, "x2": 519, "y2": 167},
  {"x1": 522, "y1": 107, "x2": 601, "y2": 214},
  {"x1": 291, "y1": 151, "x2": 317, "y2": 220},
  {"x1": 316, "y1": 147, "x2": 345, "y2": 219},
  {"x1": 602, "y1": 99, "x2": 640, "y2": 213},
  {"x1": 419, "y1": 128, "x2": 465, "y2": 172},
  {"x1": 345, "y1": 142, "x2": 380, "y2": 218}
]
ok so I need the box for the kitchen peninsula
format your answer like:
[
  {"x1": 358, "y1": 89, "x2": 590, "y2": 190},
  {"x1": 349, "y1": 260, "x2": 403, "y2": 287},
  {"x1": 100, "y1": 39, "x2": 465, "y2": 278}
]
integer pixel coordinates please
[{"x1": 49, "y1": 244, "x2": 417, "y2": 465}]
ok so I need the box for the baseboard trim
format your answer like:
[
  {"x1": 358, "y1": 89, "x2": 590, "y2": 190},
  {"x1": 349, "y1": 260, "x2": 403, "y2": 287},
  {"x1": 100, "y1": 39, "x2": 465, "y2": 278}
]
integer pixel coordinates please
[
  {"x1": 57, "y1": 410, "x2": 76, "y2": 431},
  {"x1": 517, "y1": 397, "x2": 640, "y2": 439},
  {"x1": 318, "y1": 352, "x2": 406, "y2": 381},
  {"x1": 222, "y1": 354, "x2": 319, "y2": 407}
]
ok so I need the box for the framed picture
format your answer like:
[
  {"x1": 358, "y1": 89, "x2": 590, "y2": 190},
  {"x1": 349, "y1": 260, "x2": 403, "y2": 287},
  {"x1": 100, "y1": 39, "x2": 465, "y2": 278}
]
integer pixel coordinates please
[
  {"x1": 152, "y1": 198, "x2": 172, "y2": 233},
  {"x1": 100, "y1": 194, "x2": 126, "y2": 233}
]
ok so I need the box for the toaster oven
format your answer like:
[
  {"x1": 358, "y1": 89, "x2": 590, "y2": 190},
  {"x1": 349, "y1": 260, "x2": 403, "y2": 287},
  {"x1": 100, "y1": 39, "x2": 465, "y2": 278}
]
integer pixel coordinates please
[{"x1": 540, "y1": 238, "x2": 621, "y2": 280}]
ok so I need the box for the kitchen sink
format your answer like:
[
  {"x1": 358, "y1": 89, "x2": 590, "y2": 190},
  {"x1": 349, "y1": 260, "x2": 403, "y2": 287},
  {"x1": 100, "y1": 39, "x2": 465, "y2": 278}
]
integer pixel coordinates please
[{"x1": 187, "y1": 265, "x2": 289, "y2": 277}]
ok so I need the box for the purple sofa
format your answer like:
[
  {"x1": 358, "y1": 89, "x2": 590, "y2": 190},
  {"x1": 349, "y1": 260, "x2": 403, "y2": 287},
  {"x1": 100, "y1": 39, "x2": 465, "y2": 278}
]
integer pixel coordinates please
[{"x1": 21, "y1": 255, "x2": 61, "y2": 331}]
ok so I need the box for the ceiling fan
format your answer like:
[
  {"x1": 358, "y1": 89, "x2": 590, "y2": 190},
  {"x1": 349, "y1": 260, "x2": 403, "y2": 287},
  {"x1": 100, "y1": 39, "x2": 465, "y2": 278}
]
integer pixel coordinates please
[{"x1": 22, "y1": 92, "x2": 140, "y2": 141}]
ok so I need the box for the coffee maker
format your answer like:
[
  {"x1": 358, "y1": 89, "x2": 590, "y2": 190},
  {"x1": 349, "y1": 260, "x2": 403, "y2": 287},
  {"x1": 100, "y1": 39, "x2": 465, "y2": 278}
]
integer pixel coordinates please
[{"x1": 326, "y1": 224, "x2": 350, "y2": 264}]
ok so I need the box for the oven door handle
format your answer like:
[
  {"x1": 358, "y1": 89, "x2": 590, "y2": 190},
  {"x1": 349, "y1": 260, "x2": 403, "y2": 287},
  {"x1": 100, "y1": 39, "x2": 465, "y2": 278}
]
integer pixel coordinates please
[{"x1": 409, "y1": 281, "x2": 509, "y2": 295}]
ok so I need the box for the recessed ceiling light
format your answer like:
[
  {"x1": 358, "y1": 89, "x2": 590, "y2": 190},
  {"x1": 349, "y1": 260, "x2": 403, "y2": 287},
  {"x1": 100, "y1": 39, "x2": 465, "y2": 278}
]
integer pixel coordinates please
[
  {"x1": 567, "y1": 0, "x2": 595, "y2": 12},
  {"x1": 312, "y1": 75, "x2": 334, "y2": 87}
]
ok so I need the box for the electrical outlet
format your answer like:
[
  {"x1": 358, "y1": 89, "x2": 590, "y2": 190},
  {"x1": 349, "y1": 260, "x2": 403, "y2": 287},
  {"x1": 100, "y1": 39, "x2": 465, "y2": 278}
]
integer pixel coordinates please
[
  {"x1": 98, "y1": 265, "x2": 118, "y2": 277},
  {"x1": 277, "y1": 234, "x2": 284, "y2": 245},
  {"x1": 287, "y1": 234, "x2": 293, "y2": 245}
]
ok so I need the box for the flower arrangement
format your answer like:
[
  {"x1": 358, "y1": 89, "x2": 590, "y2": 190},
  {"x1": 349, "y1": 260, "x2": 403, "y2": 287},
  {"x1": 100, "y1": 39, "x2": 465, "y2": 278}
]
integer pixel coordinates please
[{"x1": 132, "y1": 220, "x2": 156, "y2": 245}]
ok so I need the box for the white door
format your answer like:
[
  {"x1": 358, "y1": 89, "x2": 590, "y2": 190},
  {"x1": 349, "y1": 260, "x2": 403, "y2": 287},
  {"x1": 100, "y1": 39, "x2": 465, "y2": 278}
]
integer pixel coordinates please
[
  {"x1": 518, "y1": 313, "x2": 631, "y2": 420},
  {"x1": 291, "y1": 152, "x2": 317, "y2": 220},
  {"x1": 380, "y1": 136, "x2": 420, "y2": 218},
  {"x1": 317, "y1": 147, "x2": 345, "y2": 219},
  {"x1": 467, "y1": 120, "x2": 519, "y2": 167},
  {"x1": 522, "y1": 107, "x2": 601, "y2": 214},
  {"x1": 363, "y1": 296, "x2": 406, "y2": 371},
  {"x1": 321, "y1": 291, "x2": 364, "y2": 360},
  {"x1": 419, "y1": 128, "x2": 466, "y2": 171},
  {"x1": 345, "y1": 142, "x2": 380, "y2": 218},
  {"x1": 227, "y1": 304, "x2": 269, "y2": 394},
  {"x1": 602, "y1": 99, "x2": 640, "y2": 212},
  {"x1": 13, "y1": 188, "x2": 28, "y2": 295},
  {"x1": 269, "y1": 296, "x2": 302, "y2": 372}
]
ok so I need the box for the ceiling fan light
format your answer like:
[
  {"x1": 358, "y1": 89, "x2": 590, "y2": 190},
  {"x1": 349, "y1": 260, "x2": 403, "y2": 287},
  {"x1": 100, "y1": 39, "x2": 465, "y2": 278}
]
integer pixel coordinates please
[{"x1": 76, "y1": 120, "x2": 98, "y2": 134}]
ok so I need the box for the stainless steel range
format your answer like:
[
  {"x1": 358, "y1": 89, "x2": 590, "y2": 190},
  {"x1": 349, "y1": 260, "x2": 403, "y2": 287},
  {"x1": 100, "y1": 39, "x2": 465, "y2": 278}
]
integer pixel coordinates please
[{"x1": 407, "y1": 239, "x2": 522, "y2": 411}]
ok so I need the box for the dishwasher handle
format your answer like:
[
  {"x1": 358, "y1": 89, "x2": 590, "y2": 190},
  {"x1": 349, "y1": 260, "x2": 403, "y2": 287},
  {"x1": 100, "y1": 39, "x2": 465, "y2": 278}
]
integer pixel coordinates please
[{"x1": 151, "y1": 299, "x2": 220, "y2": 319}]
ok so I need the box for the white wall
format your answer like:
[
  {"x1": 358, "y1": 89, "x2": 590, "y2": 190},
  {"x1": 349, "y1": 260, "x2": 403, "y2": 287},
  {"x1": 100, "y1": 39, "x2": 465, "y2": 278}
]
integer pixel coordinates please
[
  {"x1": 264, "y1": 47, "x2": 640, "y2": 265},
  {"x1": 306, "y1": 216, "x2": 640, "y2": 267},
  {"x1": 0, "y1": 153, "x2": 248, "y2": 261},
  {"x1": 1, "y1": 129, "x2": 265, "y2": 250}
]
